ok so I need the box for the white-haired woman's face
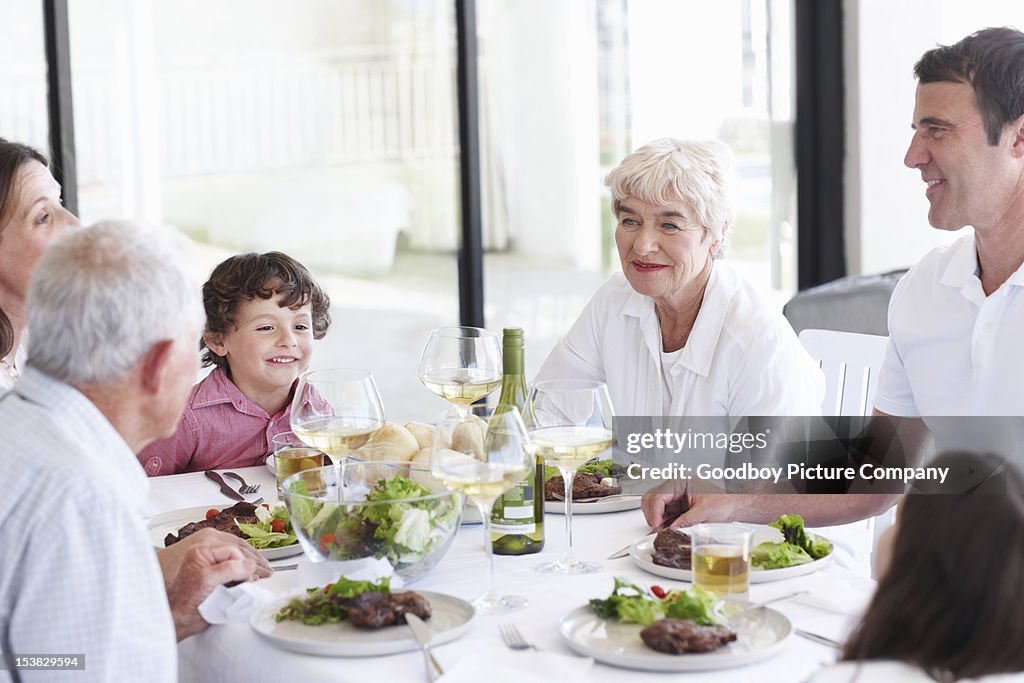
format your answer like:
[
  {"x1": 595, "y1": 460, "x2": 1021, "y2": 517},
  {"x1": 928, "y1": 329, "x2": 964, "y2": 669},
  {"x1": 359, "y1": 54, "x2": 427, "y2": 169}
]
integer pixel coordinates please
[{"x1": 614, "y1": 195, "x2": 717, "y2": 304}]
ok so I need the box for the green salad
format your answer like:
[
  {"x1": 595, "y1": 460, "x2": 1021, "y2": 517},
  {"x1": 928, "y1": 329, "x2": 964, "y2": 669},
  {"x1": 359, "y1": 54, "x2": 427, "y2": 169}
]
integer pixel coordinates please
[
  {"x1": 235, "y1": 503, "x2": 297, "y2": 549},
  {"x1": 751, "y1": 514, "x2": 833, "y2": 570},
  {"x1": 288, "y1": 476, "x2": 461, "y2": 566},
  {"x1": 544, "y1": 459, "x2": 622, "y2": 482},
  {"x1": 589, "y1": 576, "x2": 719, "y2": 627},
  {"x1": 275, "y1": 576, "x2": 391, "y2": 625}
]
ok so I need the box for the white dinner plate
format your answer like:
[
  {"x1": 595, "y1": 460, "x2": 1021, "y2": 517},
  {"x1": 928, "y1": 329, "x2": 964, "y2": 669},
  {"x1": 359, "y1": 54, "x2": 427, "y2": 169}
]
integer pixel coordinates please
[
  {"x1": 544, "y1": 495, "x2": 642, "y2": 515},
  {"x1": 251, "y1": 590, "x2": 475, "y2": 656},
  {"x1": 630, "y1": 525, "x2": 832, "y2": 583},
  {"x1": 146, "y1": 505, "x2": 303, "y2": 560},
  {"x1": 560, "y1": 604, "x2": 791, "y2": 672},
  {"x1": 265, "y1": 455, "x2": 276, "y2": 474}
]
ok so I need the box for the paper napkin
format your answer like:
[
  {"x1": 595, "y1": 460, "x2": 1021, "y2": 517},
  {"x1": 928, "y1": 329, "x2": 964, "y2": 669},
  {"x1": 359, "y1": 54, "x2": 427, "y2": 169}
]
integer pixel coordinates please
[{"x1": 438, "y1": 645, "x2": 593, "y2": 683}]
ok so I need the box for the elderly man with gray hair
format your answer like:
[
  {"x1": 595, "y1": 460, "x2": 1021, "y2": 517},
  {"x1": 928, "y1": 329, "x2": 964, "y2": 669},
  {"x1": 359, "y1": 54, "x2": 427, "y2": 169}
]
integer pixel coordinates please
[
  {"x1": 536, "y1": 137, "x2": 822, "y2": 416},
  {"x1": 0, "y1": 221, "x2": 271, "y2": 682}
]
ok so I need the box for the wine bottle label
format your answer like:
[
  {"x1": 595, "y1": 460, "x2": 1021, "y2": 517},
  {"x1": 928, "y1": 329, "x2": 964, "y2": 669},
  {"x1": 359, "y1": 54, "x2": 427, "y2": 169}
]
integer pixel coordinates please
[{"x1": 491, "y1": 480, "x2": 536, "y2": 533}]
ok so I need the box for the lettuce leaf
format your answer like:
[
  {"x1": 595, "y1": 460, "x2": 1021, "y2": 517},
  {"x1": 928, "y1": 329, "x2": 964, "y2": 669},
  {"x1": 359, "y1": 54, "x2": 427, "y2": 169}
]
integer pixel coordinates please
[
  {"x1": 768, "y1": 514, "x2": 833, "y2": 561},
  {"x1": 235, "y1": 522, "x2": 296, "y2": 549},
  {"x1": 663, "y1": 585, "x2": 717, "y2": 625},
  {"x1": 751, "y1": 541, "x2": 813, "y2": 569},
  {"x1": 545, "y1": 459, "x2": 614, "y2": 482}
]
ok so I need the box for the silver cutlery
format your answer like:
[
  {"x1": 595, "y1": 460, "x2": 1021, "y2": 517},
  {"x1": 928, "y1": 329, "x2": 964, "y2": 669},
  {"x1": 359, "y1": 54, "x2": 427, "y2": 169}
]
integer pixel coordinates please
[
  {"x1": 795, "y1": 629, "x2": 844, "y2": 649},
  {"x1": 741, "y1": 590, "x2": 810, "y2": 612},
  {"x1": 405, "y1": 613, "x2": 444, "y2": 681},
  {"x1": 223, "y1": 471, "x2": 261, "y2": 495},
  {"x1": 607, "y1": 541, "x2": 636, "y2": 560},
  {"x1": 718, "y1": 590, "x2": 811, "y2": 626},
  {"x1": 204, "y1": 470, "x2": 245, "y2": 502},
  {"x1": 499, "y1": 623, "x2": 540, "y2": 652},
  {"x1": 272, "y1": 564, "x2": 298, "y2": 572},
  {"x1": 607, "y1": 518, "x2": 678, "y2": 559},
  {"x1": 549, "y1": 491, "x2": 640, "y2": 504}
]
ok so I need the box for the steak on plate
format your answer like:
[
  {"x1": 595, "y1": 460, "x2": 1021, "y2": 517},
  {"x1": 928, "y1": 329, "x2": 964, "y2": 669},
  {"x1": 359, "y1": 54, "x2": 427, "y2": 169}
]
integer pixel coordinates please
[
  {"x1": 346, "y1": 591, "x2": 432, "y2": 629},
  {"x1": 163, "y1": 501, "x2": 258, "y2": 546},
  {"x1": 544, "y1": 472, "x2": 622, "y2": 501},
  {"x1": 651, "y1": 529, "x2": 692, "y2": 570},
  {"x1": 640, "y1": 618, "x2": 737, "y2": 654}
]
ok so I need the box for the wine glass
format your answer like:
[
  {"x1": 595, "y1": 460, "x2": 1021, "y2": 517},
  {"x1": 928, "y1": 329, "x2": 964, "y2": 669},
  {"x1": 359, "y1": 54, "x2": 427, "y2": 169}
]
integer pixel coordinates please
[
  {"x1": 430, "y1": 406, "x2": 532, "y2": 615},
  {"x1": 530, "y1": 379, "x2": 614, "y2": 574},
  {"x1": 290, "y1": 368, "x2": 386, "y2": 497},
  {"x1": 418, "y1": 327, "x2": 502, "y2": 417}
]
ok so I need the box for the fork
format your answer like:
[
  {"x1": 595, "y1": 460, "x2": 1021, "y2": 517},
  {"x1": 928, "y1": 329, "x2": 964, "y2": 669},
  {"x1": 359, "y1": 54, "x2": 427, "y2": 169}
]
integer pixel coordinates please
[
  {"x1": 549, "y1": 491, "x2": 636, "y2": 503},
  {"x1": 499, "y1": 624, "x2": 540, "y2": 652},
  {"x1": 223, "y1": 471, "x2": 261, "y2": 495}
]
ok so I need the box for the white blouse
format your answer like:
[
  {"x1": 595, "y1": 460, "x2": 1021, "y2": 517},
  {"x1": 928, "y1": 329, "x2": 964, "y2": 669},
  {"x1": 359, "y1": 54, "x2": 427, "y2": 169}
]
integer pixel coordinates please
[
  {"x1": 0, "y1": 339, "x2": 27, "y2": 392},
  {"x1": 535, "y1": 263, "x2": 824, "y2": 416}
]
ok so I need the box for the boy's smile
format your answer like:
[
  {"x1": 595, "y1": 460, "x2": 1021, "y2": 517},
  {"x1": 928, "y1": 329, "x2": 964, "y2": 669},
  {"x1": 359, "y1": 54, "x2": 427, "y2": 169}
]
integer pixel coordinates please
[{"x1": 205, "y1": 293, "x2": 314, "y2": 416}]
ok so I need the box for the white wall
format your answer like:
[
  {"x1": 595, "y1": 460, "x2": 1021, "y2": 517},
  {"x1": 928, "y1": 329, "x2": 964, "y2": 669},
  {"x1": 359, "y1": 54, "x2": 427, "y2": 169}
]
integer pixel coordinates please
[{"x1": 845, "y1": 0, "x2": 1023, "y2": 275}]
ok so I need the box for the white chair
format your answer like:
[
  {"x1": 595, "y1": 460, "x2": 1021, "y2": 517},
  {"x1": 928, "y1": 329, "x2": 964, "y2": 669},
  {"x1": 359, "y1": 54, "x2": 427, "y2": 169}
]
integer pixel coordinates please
[
  {"x1": 798, "y1": 329, "x2": 889, "y2": 417},
  {"x1": 798, "y1": 328, "x2": 896, "y2": 575}
]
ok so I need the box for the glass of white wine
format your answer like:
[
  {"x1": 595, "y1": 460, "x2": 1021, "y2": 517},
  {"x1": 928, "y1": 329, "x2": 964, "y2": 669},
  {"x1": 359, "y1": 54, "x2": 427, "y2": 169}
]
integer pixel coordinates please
[
  {"x1": 290, "y1": 368, "x2": 385, "y2": 499},
  {"x1": 430, "y1": 406, "x2": 532, "y2": 615},
  {"x1": 418, "y1": 327, "x2": 502, "y2": 417},
  {"x1": 530, "y1": 378, "x2": 614, "y2": 574}
]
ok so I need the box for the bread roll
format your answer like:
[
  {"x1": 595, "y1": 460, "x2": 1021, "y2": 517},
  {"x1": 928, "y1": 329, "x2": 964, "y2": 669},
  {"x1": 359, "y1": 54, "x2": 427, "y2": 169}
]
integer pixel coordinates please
[
  {"x1": 405, "y1": 421, "x2": 448, "y2": 450},
  {"x1": 354, "y1": 421, "x2": 419, "y2": 463},
  {"x1": 408, "y1": 447, "x2": 447, "y2": 492},
  {"x1": 451, "y1": 414, "x2": 487, "y2": 459}
]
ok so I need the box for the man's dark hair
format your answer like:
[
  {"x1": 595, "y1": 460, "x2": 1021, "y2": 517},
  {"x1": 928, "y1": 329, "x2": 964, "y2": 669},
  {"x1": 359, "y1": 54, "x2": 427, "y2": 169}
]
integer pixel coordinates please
[
  {"x1": 915, "y1": 26, "x2": 1024, "y2": 145},
  {"x1": 201, "y1": 251, "x2": 331, "y2": 369}
]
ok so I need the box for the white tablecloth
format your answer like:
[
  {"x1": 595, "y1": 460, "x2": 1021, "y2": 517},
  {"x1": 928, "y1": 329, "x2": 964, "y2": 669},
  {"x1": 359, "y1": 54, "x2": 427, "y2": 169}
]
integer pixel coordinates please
[{"x1": 147, "y1": 466, "x2": 875, "y2": 683}]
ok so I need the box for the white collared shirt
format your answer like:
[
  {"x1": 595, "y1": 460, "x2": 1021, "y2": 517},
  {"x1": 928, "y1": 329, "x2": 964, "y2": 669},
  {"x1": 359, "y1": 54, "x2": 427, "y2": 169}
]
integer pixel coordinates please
[
  {"x1": 875, "y1": 233, "x2": 1024, "y2": 416},
  {"x1": 0, "y1": 339, "x2": 27, "y2": 392},
  {"x1": 535, "y1": 263, "x2": 824, "y2": 416},
  {"x1": 0, "y1": 367, "x2": 177, "y2": 683}
]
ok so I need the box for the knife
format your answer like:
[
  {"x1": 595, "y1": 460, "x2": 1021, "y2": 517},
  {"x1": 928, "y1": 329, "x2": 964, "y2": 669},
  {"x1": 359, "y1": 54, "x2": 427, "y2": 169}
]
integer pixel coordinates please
[
  {"x1": 205, "y1": 470, "x2": 246, "y2": 502},
  {"x1": 795, "y1": 628, "x2": 844, "y2": 649},
  {"x1": 608, "y1": 495, "x2": 690, "y2": 559},
  {"x1": 405, "y1": 613, "x2": 444, "y2": 681}
]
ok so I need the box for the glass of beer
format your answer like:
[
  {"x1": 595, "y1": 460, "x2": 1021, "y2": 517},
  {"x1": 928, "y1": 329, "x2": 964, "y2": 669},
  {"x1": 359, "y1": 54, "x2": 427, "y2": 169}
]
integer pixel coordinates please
[
  {"x1": 690, "y1": 523, "x2": 753, "y2": 599},
  {"x1": 272, "y1": 431, "x2": 326, "y2": 495}
]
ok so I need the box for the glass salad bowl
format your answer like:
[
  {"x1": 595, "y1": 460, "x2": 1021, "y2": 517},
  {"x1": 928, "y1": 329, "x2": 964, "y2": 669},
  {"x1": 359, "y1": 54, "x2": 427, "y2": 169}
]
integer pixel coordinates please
[{"x1": 280, "y1": 461, "x2": 463, "y2": 583}]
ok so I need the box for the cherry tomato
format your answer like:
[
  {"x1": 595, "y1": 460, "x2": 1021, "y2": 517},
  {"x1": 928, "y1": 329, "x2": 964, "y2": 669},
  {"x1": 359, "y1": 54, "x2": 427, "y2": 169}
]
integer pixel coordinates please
[
  {"x1": 205, "y1": 508, "x2": 219, "y2": 520},
  {"x1": 270, "y1": 518, "x2": 287, "y2": 534},
  {"x1": 319, "y1": 533, "x2": 337, "y2": 551},
  {"x1": 650, "y1": 585, "x2": 667, "y2": 599}
]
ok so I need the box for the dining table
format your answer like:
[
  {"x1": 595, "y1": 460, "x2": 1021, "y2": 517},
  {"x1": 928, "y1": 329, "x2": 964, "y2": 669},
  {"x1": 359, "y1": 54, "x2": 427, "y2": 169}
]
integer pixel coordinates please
[{"x1": 147, "y1": 464, "x2": 875, "y2": 683}]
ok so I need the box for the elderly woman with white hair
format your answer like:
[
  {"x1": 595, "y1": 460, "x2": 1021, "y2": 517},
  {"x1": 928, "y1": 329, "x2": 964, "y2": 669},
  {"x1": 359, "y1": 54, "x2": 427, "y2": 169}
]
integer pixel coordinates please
[{"x1": 535, "y1": 138, "x2": 823, "y2": 416}]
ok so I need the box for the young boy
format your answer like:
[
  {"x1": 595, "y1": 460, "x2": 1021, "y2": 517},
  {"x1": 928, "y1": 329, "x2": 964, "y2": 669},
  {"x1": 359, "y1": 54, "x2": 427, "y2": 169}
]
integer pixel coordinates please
[{"x1": 138, "y1": 251, "x2": 331, "y2": 476}]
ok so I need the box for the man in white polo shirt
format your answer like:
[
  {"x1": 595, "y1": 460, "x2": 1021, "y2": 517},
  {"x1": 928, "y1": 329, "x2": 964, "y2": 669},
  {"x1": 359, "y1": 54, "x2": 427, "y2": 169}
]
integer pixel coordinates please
[
  {"x1": 643, "y1": 27, "x2": 1024, "y2": 530},
  {"x1": 872, "y1": 26, "x2": 1024, "y2": 419}
]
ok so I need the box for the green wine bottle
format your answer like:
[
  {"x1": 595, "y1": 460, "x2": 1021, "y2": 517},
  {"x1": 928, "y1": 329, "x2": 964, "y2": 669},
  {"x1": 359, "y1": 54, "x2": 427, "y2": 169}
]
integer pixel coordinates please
[{"x1": 490, "y1": 328, "x2": 545, "y2": 555}]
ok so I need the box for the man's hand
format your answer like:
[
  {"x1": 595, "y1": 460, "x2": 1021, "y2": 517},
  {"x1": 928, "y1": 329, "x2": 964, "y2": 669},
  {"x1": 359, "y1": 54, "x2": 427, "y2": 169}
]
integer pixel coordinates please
[
  {"x1": 641, "y1": 478, "x2": 691, "y2": 528},
  {"x1": 167, "y1": 543, "x2": 271, "y2": 641},
  {"x1": 157, "y1": 528, "x2": 270, "y2": 587}
]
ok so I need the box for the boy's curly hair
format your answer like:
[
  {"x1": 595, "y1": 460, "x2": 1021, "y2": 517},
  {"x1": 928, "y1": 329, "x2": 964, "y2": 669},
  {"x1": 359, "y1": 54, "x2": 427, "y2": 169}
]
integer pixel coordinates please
[{"x1": 201, "y1": 251, "x2": 331, "y2": 369}]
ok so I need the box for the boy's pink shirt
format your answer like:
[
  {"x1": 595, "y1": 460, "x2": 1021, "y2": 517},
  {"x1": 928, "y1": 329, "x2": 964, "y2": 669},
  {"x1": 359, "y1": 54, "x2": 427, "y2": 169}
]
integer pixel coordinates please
[{"x1": 137, "y1": 366, "x2": 293, "y2": 476}]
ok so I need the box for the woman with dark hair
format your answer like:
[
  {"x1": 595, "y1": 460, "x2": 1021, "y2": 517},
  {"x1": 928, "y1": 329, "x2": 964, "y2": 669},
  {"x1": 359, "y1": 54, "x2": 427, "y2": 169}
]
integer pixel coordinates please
[
  {"x1": 0, "y1": 138, "x2": 79, "y2": 390},
  {"x1": 809, "y1": 452, "x2": 1024, "y2": 682}
]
